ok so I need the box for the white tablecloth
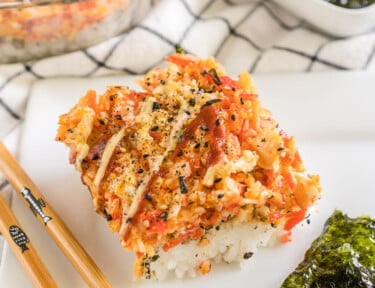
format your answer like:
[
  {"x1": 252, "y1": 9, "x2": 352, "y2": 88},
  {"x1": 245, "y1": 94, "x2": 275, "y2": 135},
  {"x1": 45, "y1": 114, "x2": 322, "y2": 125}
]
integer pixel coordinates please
[{"x1": 1, "y1": 0, "x2": 374, "y2": 265}]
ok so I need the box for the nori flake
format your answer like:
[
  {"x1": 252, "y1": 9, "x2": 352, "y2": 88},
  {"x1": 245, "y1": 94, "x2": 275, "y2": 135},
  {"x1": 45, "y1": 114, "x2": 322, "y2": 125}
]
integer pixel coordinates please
[{"x1": 281, "y1": 210, "x2": 375, "y2": 288}]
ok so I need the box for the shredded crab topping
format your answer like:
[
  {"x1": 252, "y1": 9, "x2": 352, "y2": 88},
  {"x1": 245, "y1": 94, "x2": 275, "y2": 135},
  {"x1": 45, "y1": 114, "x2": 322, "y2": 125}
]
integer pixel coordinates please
[{"x1": 56, "y1": 53, "x2": 321, "y2": 279}]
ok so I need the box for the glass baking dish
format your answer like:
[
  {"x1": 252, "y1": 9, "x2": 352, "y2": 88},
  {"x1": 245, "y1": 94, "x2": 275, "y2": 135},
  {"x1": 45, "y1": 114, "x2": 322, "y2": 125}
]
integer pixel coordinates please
[{"x1": 0, "y1": 0, "x2": 151, "y2": 63}]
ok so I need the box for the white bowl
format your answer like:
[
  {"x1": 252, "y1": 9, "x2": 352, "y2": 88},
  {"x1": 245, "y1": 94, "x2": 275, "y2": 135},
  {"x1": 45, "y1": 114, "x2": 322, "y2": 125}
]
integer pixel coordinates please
[{"x1": 273, "y1": 0, "x2": 375, "y2": 37}]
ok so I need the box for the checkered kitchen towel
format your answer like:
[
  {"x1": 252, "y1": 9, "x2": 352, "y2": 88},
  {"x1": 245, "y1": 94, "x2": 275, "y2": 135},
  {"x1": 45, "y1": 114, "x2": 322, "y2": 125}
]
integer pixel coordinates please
[{"x1": 0, "y1": 0, "x2": 375, "y2": 261}]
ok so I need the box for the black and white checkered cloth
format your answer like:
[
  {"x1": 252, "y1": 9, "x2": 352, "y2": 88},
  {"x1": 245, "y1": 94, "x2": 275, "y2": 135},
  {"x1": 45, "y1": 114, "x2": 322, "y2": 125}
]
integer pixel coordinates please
[{"x1": 0, "y1": 0, "x2": 374, "y2": 261}]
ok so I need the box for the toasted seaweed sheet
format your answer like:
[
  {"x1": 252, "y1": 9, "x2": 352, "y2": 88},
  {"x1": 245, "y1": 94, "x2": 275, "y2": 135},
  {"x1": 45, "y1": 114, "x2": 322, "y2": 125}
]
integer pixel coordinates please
[{"x1": 282, "y1": 210, "x2": 375, "y2": 288}]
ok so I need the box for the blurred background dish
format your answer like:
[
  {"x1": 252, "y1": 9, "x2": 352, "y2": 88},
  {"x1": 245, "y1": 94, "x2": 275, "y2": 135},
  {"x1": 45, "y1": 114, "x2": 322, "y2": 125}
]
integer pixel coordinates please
[
  {"x1": 274, "y1": 0, "x2": 375, "y2": 37},
  {"x1": 0, "y1": 0, "x2": 151, "y2": 64},
  {"x1": 323, "y1": 0, "x2": 374, "y2": 9}
]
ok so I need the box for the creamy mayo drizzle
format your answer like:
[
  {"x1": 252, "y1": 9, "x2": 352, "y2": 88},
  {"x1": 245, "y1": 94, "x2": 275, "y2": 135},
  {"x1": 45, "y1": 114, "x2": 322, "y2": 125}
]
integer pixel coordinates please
[
  {"x1": 93, "y1": 127, "x2": 126, "y2": 187},
  {"x1": 119, "y1": 93, "x2": 190, "y2": 238}
]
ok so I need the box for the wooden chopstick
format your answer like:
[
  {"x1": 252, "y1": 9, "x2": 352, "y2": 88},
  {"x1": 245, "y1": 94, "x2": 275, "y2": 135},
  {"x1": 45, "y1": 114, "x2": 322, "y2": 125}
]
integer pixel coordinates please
[
  {"x1": 0, "y1": 194, "x2": 58, "y2": 288},
  {"x1": 0, "y1": 142, "x2": 111, "y2": 288}
]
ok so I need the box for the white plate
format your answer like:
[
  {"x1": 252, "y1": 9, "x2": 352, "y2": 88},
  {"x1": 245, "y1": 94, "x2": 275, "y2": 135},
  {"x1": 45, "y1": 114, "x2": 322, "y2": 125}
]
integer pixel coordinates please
[
  {"x1": 0, "y1": 71, "x2": 374, "y2": 287},
  {"x1": 274, "y1": 0, "x2": 375, "y2": 37}
]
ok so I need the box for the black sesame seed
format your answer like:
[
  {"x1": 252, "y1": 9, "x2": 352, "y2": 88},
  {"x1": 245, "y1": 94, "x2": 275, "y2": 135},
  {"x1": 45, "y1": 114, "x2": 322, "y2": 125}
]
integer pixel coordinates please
[
  {"x1": 92, "y1": 154, "x2": 99, "y2": 161},
  {"x1": 240, "y1": 98, "x2": 244, "y2": 105},
  {"x1": 188, "y1": 98, "x2": 196, "y2": 107},
  {"x1": 106, "y1": 214, "x2": 112, "y2": 221},
  {"x1": 67, "y1": 128, "x2": 74, "y2": 133},
  {"x1": 167, "y1": 117, "x2": 174, "y2": 123},
  {"x1": 126, "y1": 217, "x2": 132, "y2": 223},
  {"x1": 215, "y1": 118, "x2": 220, "y2": 126},
  {"x1": 178, "y1": 176, "x2": 188, "y2": 194},
  {"x1": 208, "y1": 68, "x2": 222, "y2": 85},
  {"x1": 160, "y1": 79, "x2": 166, "y2": 85},
  {"x1": 214, "y1": 178, "x2": 222, "y2": 183},
  {"x1": 177, "y1": 150, "x2": 183, "y2": 157},
  {"x1": 159, "y1": 212, "x2": 168, "y2": 221},
  {"x1": 152, "y1": 102, "x2": 161, "y2": 111},
  {"x1": 143, "y1": 154, "x2": 149, "y2": 158},
  {"x1": 231, "y1": 114, "x2": 236, "y2": 121},
  {"x1": 217, "y1": 193, "x2": 224, "y2": 199},
  {"x1": 151, "y1": 126, "x2": 159, "y2": 131},
  {"x1": 137, "y1": 168, "x2": 144, "y2": 174},
  {"x1": 277, "y1": 147, "x2": 285, "y2": 151},
  {"x1": 194, "y1": 143, "x2": 200, "y2": 149},
  {"x1": 243, "y1": 252, "x2": 254, "y2": 259},
  {"x1": 184, "y1": 110, "x2": 191, "y2": 115},
  {"x1": 145, "y1": 194, "x2": 152, "y2": 201},
  {"x1": 201, "y1": 99, "x2": 222, "y2": 110},
  {"x1": 151, "y1": 254, "x2": 160, "y2": 262},
  {"x1": 116, "y1": 115, "x2": 122, "y2": 120},
  {"x1": 200, "y1": 125, "x2": 209, "y2": 132}
]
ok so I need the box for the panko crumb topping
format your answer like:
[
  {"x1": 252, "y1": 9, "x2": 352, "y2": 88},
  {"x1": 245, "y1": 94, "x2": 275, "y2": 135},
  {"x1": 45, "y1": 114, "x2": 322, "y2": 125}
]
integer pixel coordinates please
[{"x1": 56, "y1": 53, "x2": 321, "y2": 279}]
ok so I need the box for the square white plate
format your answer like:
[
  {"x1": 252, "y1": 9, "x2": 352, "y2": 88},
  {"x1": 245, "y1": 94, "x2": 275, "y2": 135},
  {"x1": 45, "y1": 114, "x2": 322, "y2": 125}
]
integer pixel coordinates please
[{"x1": 0, "y1": 71, "x2": 374, "y2": 287}]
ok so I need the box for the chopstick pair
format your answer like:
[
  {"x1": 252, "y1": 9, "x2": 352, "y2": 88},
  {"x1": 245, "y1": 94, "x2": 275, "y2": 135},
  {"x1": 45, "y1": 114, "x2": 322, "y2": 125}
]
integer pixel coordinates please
[
  {"x1": 0, "y1": 192, "x2": 57, "y2": 288},
  {"x1": 0, "y1": 142, "x2": 111, "y2": 288}
]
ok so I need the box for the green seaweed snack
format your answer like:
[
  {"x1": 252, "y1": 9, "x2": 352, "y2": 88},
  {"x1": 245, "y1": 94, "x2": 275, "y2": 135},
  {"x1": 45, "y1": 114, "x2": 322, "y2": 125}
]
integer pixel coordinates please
[{"x1": 282, "y1": 210, "x2": 375, "y2": 287}]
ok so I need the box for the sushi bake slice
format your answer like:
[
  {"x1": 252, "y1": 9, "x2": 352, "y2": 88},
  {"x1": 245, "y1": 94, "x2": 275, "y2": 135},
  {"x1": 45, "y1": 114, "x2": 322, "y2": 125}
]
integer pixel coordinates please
[{"x1": 56, "y1": 53, "x2": 321, "y2": 279}]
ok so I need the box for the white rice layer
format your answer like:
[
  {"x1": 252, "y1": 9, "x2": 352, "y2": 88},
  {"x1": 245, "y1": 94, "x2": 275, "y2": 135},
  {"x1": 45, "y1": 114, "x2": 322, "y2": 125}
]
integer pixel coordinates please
[{"x1": 149, "y1": 221, "x2": 280, "y2": 280}]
